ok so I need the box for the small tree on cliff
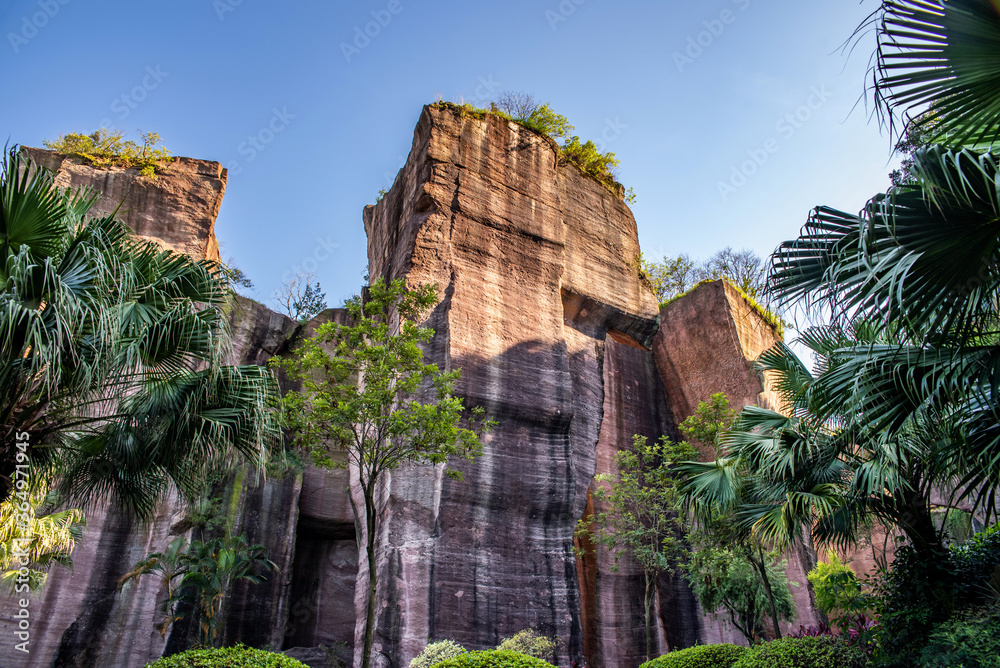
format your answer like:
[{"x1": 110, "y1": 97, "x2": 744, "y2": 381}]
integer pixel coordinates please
[
  {"x1": 575, "y1": 435, "x2": 696, "y2": 662},
  {"x1": 273, "y1": 278, "x2": 494, "y2": 668}
]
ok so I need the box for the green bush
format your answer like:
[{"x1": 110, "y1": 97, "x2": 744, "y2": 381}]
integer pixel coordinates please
[
  {"x1": 918, "y1": 606, "x2": 1000, "y2": 668},
  {"x1": 44, "y1": 129, "x2": 172, "y2": 177},
  {"x1": 876, "y1": 524, "x2": 1000, "y2": 666},
  {"x1": 732, "y1": 636, "x2": 866, "y2": 668},
  {"x1": 410, "y1": 639, "x2": 467, "y2": 668},
  {"x1": 145, "y1": 644, "x2": 308, "y2": 667},
  {"x1": 431, "y1": 649, "x2": 556, "y2": 667},
  {"x1": 495, "y1": 630, "x2": 555, "y2": 662},
  {"x1": 560, "y1": 136, "x2": 619, "y2": 191},
  {"x1": 638, "y1": 643, "x2": 747, "y2": 668}
]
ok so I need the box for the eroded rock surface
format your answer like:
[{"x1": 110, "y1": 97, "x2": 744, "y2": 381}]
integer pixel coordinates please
[
  {"x1": 22, "y1": 147, "x2": 225, "y2": 263},
  {"x1": 362, "y1": 104, "x2": 665, "y2": 667}
]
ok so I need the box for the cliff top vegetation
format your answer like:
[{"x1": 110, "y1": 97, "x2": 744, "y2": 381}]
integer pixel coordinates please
[{"x1": 43, "y1": 129, "x2": 173, "y2": 178}]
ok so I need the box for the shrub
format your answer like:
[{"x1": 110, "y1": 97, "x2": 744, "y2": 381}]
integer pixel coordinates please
[
  {"x1": 875, "y1": 525, "x2": 1000, "y2": 665},
  {"x1": 638, "y1": 643, "x2": 747, "y2": 668},
  {"x1": 917, "y1": 605, "x2": 1000, "y2": 668},
  {"x1": 431, "y1": 649, "x2": 556, "y2": 667},
  {"x1": 145, "y1": 644, "x2": 307, "y2": 667},
  {"x1": 732, "y1": 636, "x2": 867, "y2": 668},
  {"x1": 807, "y1": 551, "x2": 873, "y2": 626},
  {"x1": 410, "y1": 639, "x2": 467, "y2": 668},
  {"x1": 560, "y1": 136, "x2": 619, "y2": 191},
  {"x1": 44, "y1": 129, "x2": 172, "y2": 177},
  {"x1": 496, "y1": 630, "x2": 555, "y2": 662}
]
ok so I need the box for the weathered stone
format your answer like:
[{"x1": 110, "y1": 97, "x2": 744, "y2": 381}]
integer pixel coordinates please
[
  {"x1": 653, "y1": 279, "x2": 822, "y2": 643},
  {"x1": 362, "y1": 104, "x2": 661, "y2": 667},
  {"x1": 21, "y1": 147, "x2": 225, "y2": 263}
]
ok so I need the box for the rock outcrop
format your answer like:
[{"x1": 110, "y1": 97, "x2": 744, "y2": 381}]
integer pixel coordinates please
[
  {"x1": 3, "y1": 114, "x2": 821, "y2": 668},
  {"x1": 22, "y1": 147, "x2": 225, "y2": 263}
]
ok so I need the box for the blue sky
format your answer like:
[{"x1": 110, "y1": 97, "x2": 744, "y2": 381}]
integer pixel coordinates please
[{"x1": 2, "y1": 0, "x2": 899, "y2": 314}]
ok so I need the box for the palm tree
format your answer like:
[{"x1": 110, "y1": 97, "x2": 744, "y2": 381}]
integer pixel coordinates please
[
  {"x1": 119, "y1": 534, "x2": 276, "y2": 646},
  {"x1": 766, "y1": 0, "x2": 1000, "y2": 526},
  {"x1": 1, "y1": 146, "x2": 281, "y2": 518},
  {"x1": 683, "y1": 330, "x2": 965, "y2": 563}
]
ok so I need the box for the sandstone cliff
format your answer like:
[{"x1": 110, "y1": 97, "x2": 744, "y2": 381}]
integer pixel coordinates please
[
  {"x1": 21, "y1": 147, "x2": 224, "y2": 263},
  {"x1": 2, "y1": 118, "x2": 820, "y2": 668}
]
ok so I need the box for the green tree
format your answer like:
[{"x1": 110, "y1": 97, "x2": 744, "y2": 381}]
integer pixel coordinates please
[
  {"x1": 683, "y1": 541, "x2": 795, "y2": 645},
  {"x1": 576, "y1": 435, "x2": 697, "y2": 662},
  {"x1": 677, "y1": 394, "x2": 796, "y2": 641},
  {"x1": 491, "y1": 91, "x2": 574, "y2": 140},
  {"x1": 0, "y1": 147, "x2": 281, "y2": 517},
  {"x1": 44, "y1": 129, "x2": 172, "y2": 178},
  {"x1": 642, "y1": 254, "x2": 697, "y2": 303},
  {"x1": 119, "y1": 534, "x2": 275, "y2": 647},
  {"x1": 272, "y1": 277, "x2": 494, "y2": 668},
  {"x1": 0, "y1": 484, "x2": 84, "y2": 591}
]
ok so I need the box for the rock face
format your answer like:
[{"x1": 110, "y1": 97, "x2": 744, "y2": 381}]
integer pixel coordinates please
[
  {"x1": 363, "y1": 104, "x2": 700, "y2": 668},
  {"x1": 2, "y1": 119, "x2": 822, "y2": 668},
  {"x1": 652, "y1": 280, "x2": 823, "y2": 642},
  {"x1": 22, "y1": 147, "x2": 225, "y2": 263}
]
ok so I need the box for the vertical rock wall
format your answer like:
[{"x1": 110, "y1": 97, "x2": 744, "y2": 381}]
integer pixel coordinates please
[
  {"x1": 4, "y1": 121, "x2": 823, "y2": 668},
  {"x1": 363, "y1": 104, "x2": 666, "y2": 668},
  {"x1": 653, "y1": 280, "x2": 822, "y2": 642}
]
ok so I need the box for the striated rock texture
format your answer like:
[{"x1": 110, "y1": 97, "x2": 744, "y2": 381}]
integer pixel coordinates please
[
  {"x1": 22, "y1": 147, "x2": 225, "y2": 263},
  {"x1": 2, "y1": 126, "x2": 825, "y2": 667},
  {"x1": 363, "y1": 103, "x2": 670, "y2": 668},
  {"x1": 653, "y1": 280, "x2": 822, "y2": 642}
]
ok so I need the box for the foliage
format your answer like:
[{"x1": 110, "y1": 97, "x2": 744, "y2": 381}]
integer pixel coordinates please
[
  {"x1": 145, "y1": 644, "x2": 307, "y2": 667},
  {"x1": 874, "y1": 524, "x2": 1000, "y2": 666},
  {"x1": 643, "y1": 254, "x2": 697, "y2": 303},
  {"x1": 0, "y1": 147, "x2": 281, "y2": 518},
  {"x1": 862, "y1": 0, "x2": 1000, "y2": 148},
  {"x1": 638, "y1": 644, "x2": 747, "y2": 668},
  {"x1": 273, "y1": 277, "x2": 494, "y2": 668},
  {"x1": 677, "y1": 394, "x2": 799, "y2": 643},
  {"x1": 44, "y1": 129, "x2": 172, "y2": 178},
  {"x1": 560, "y1": 136, "x2": 619, "y2": 191},
  {"x1": 429, "y1": 100, "x2": 625, "y2": 200},
  {"x1": 430, "y1": 650, "x2": 556, "y2": 668},
  {"x1": 0, "y1": 483, "x2": 84, "y2": 591},
  {"x1": 274, "y1": 271, "x2": 327, "y2": 322},
  {"x1": 218, "y1": 259, "x2": 254, "y2": 296},
  {"x1": 575, "y1": 435, "x2": 696, "y2": 660},
  {"x1": 684, "y1": 542, "x2": 796, "y2": 645},
  {"x1": 732, "y1": 635, "x2": 868, "y2": 668},
  {"x1": 120, "y1": 534, "x2": 276, "y2": 646},
  {"x1": 768, "y1": 1, "x2": 1000, "y2": 532},
  {"x1": 917, "y1": 605, "x2": 1000, "y2": 668},
  {"x1": 490, "y1": 91, "x2": 574, "y2": 140},
  {"x1": 807, "y1": 552, "x2": 873, "y2": 627},
  {"x1": 409, "y1": 639, "x2": 467, "y2": 668},
  {"x1": 495, "y1": 630, "x2": 555, "y2": 662},
  {"x1": 645, "y1": 248, "x2": 767, "y2": 303}
]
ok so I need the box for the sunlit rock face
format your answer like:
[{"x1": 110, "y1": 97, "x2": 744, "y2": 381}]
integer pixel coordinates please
[
  {"x1": 22, "y1": 147, "x2": 226, "y2": 263},
  {"x1": 363, "y1": 104, "x2": 681, "y2": 668},
  {"x1": 3, "y1": 119, "x2": 822, "y2": 668}
]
